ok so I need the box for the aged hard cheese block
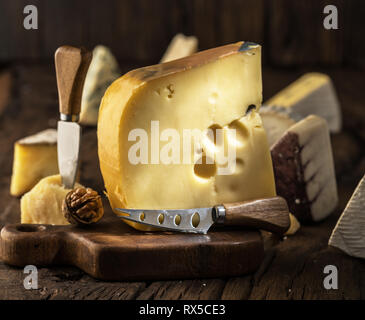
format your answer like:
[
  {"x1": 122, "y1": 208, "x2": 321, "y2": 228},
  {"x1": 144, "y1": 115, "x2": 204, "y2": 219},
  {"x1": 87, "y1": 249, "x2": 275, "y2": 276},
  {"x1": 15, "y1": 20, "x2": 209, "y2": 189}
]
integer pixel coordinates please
[
  {"x1": 160, "y1": 33, "x2": 198, "y2": 63},
  {"x1": 98, "y1": 42, "x2": 276, "y2": 231},
  {"x1": 10, "y1": 129, "x2": 58, "y2": 196},
  {"x1": 21, "y1": 175, "x2": 83, "y2": 225},
  {"x1": 80, "y1": 46, "x2": 120, "y2": 126},
  {"x1": 271, "y1": 115, "x2": 338, "y2": 223},
  {"x1": 329, "y1": 175, "x2": 365, "y2": 258},
  {"x1": 263, "y1": 73, "x2": 342, "y2": 133}
]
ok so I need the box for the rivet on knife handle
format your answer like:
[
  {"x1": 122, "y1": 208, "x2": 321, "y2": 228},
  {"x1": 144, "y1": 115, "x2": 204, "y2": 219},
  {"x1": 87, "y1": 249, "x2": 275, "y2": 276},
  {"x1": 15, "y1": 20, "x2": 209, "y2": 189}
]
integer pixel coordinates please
[
  {"x1": 219, "y1": 197, "x2": 290, "y2": 235},
  {"x1": 55, "y1": 46, "x2": 92, "y2": 121}
]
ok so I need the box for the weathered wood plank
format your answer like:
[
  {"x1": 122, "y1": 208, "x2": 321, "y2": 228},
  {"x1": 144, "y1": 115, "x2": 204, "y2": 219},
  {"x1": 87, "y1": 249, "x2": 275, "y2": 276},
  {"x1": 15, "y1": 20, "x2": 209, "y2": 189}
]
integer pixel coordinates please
[{"x1": 266, "y1": 0, "x2": 346, "y2": 66}]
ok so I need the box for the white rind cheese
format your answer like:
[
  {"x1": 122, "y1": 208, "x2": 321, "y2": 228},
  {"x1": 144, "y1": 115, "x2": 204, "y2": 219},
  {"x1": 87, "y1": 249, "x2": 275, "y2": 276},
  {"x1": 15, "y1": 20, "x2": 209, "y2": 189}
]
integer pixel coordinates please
[
  {"x1": 260, "y1": 110, "x2": 296, "y2": 147},
  {"x1": 270, "y1": 115, "x2": 338, "y2": 223},
  {"x1": 329, "y1": 175, "x2": 365, "y2": 258},
  {"x1": 262, "y1": 73, "x2": 342, "y2": 133},
  {"x1": 160, "y1": 33, "x2": 198, "y2": 63}
]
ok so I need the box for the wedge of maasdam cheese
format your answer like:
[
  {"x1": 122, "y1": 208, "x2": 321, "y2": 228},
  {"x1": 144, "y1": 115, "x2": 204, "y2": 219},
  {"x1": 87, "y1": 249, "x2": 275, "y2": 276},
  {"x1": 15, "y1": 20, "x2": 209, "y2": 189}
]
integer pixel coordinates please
[
  {"x1": 80, "y1": 46, "x2": 120, "y2": 126},
  {"x1": 263, "y1": 73, "x2": 342, "y2": 133},
  {"x1": 10, "y1": 129, "x2": 58, "y2": 196},
  {"x1": 271, "y1": 115, "x2": 338, "y2": 223},
  {"x1": 98, "y1": 42, "x2": 276, "y2": 230},
  {"x1": 329, "y1": 175, "x2": 365, "y2": 258},
  {"x1": 21, "y1": 175, "x2": 83, "y2": 225}
]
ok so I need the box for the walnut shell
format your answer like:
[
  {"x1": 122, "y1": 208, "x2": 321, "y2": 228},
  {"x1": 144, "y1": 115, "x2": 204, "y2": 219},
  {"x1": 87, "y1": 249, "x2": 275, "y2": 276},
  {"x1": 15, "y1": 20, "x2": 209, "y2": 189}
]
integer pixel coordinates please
[{"x1": 62, "y1": 187, "x2": 104, "y2": 225}]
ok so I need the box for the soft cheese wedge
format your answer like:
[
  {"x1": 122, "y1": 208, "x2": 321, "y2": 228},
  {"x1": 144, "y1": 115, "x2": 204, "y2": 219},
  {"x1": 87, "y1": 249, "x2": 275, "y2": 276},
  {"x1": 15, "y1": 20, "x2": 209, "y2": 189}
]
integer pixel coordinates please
[
  {"x1": 98, "y1": 42, "x2": 276, "y2": 230},
  {"x1": 329, "y1": 175, "x2": 365, "y2": 258},
  {"x1": 10, "y1": 129, "x2": 59, "y2": 196},
  {"x1": 21, "y1": 175, "x2": 83, "y2": 225}
]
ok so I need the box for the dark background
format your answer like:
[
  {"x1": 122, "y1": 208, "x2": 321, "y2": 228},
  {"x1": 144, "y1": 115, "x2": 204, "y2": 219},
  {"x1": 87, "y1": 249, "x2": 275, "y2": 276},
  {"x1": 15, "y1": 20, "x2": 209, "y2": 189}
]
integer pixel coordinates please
[{"x1": 0, "y1": 0, "x2": 364, "y2": 69}]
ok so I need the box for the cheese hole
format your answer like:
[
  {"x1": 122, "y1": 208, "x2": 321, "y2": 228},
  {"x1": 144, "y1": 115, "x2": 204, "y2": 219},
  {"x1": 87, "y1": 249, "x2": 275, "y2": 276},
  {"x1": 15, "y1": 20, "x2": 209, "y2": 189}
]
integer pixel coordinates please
[
  {"x1": 207, "y1": 124, "x2": 223, "y2": 146},
  {"x1": 235, "y1": 158, "x2": 245, "y2": 174},
  {"x1": 166, "y1": 84, "x2": 174, "y2": 99},
  {"x1": 174, "y1": 215, "x2": 181, "y2": 226},
  {"x1": 246, "y1": 104, "x2": 256, "y2": 114},
  {"x1": 191, "y1": 212, "x2": 200, "y2": 228},
  {"x1": 158, "y1": 214, "x2": 164, "y2": 224},
  {"x1": 140, "y1": 212, "x2": 145, "y2": 221},
  {"x1": 194, "y1": 156, "x2": 216, "y2": 179},
  {"x1": 228, "y1": 120, "x2": 249, "y2": 146}
]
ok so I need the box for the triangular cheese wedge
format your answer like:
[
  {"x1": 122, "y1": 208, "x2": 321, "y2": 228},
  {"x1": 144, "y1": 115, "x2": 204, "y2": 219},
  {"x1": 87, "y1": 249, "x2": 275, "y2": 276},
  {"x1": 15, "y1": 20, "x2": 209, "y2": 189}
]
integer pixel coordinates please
[{"x1": 329, "y1": 175, "x2": 365, "y2": 258}]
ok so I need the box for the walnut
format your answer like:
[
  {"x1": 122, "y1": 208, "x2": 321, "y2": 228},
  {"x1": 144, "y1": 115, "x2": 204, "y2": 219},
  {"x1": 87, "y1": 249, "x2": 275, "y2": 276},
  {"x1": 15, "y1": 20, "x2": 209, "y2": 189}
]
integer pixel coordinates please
[{"x1": 62, "y1": 187, "x2": 104, "y2": 225}]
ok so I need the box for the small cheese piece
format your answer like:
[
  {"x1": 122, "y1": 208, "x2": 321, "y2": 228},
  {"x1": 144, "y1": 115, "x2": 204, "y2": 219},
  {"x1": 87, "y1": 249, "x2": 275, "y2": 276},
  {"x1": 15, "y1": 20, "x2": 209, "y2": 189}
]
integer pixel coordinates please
[
  {"x1": 271, "y1": 115, "x2": 338, "y2": 223},
  {"x1": 160, "y1": 33, "x2": 198, "y2": 63},
  {"x1": 21, "y1": 175, "x2": 83, "y2": 225},
  {"x1": 329, "y1": 175, "x2": 365, "y2": 258},
  {"x1": 80, "y1": 45, "x2": 120, "y2": 126},
  {"x1": 98, "y1": 42, "x2": 276, "y2": 231},
  {"x1": 260, "y1": 110, "x2": 296, "y2": 147},
  {"x1": 263, "y1": 73, "x2": 342, "y2": 133},
  {"x1": 10, "y1": 129, "x2": 58, "y2": 196}
]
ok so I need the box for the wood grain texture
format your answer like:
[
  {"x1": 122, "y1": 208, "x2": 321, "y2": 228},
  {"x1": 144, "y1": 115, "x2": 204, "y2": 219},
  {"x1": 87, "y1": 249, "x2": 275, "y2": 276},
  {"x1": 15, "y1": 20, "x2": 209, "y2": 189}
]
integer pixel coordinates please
[
  {"x1": 0, "y1": 65, "x2": 364, "y2": 299},
  {"x1": 2, "y1": 0, "x2": 364, "y2": 67},
  {"x1": 0, "y1": 217, "x2": 264, "y2": 281},
  {"x1": 55, "y1": 46, "x2": 92, "y2": 116},
  {"x1": 223, "y1": 197, "x2": 290, "y2": 235}
]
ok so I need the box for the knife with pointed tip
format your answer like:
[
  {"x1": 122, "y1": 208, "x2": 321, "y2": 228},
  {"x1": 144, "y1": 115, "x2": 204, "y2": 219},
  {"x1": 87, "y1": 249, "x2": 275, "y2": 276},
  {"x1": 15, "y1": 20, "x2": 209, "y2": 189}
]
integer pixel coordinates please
[
  {"x1": 115, "y1": 196, "x2": 290, "y2": 235},
  {"x1": 55, "y1": 46, "x2": 92, "y2": 188}
]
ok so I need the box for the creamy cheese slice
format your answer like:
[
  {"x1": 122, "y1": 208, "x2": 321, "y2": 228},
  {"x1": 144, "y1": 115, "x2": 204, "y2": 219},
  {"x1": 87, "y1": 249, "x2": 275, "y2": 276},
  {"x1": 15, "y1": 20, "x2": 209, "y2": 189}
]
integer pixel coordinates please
[{"x1": 97, "y1": 42, "x2": 276, "y2": 230}]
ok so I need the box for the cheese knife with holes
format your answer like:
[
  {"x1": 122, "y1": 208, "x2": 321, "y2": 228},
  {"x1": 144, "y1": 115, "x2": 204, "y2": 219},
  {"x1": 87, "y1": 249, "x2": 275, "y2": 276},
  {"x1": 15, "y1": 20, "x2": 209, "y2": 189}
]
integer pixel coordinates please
[{"x1": 115, "y1": 196, "x2": 290, "y2": 235}]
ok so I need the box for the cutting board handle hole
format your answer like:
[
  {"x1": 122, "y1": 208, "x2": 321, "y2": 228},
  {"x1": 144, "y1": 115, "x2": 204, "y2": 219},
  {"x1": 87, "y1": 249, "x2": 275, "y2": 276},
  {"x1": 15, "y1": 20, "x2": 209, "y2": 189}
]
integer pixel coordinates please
[{"x1": 16, "y1": 225, "x2": 46, "y2": 233}]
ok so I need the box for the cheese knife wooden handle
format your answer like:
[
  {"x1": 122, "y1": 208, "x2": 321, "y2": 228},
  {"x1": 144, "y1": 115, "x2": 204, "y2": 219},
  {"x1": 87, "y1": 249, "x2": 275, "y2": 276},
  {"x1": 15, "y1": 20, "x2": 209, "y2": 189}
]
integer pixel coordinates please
[
  {"x1": 55, "y1": 46, "x2": 92, "y2": 118},
  {"x1": 220, "y1": 197, "x2": 290, "y2": 235}
]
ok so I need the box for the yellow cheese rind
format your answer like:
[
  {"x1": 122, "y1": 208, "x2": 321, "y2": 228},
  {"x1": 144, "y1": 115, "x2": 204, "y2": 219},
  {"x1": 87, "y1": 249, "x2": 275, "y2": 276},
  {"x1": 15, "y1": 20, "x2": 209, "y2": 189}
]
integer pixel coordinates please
[
  {"x1": 98, "y1": 42, "x2": 276, "y2": 231},
  {"x1": 264, "y1": 72, "x2": 341, "y2": 132},
  {"x1": 21, "y1": 175, "x2": 83, "y2": 225},
  {"x1": 10, "y1": 129, "x2": 58, "y2": 196},
  {"x1": 265, "y1": 73, "x2": 329, "y2": 107}
]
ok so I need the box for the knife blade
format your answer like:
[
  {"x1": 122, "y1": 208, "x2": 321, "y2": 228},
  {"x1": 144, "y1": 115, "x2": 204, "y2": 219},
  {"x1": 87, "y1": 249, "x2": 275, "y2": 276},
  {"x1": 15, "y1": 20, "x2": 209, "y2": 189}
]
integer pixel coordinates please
[
  {"x1": 115, "y1": 196, "x2": 290, "y2": 235},
  {"x1": 55, "y1": 46, "x2": 92, "y2": 188}
]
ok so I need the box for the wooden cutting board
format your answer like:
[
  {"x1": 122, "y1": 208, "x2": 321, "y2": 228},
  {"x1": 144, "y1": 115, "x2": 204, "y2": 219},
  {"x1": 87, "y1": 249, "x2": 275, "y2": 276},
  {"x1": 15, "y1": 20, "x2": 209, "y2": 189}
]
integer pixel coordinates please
[{"x1": 0, "y1": 216, "x2": 265, "y2": 281}]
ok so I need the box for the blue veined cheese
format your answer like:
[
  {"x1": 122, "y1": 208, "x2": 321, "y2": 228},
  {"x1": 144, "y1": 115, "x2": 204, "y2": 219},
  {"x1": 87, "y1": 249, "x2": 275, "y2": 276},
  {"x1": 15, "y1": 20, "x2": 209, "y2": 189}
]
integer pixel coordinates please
[{"x1": 80, "y1": 45, "x2": 120, "y2": 126}]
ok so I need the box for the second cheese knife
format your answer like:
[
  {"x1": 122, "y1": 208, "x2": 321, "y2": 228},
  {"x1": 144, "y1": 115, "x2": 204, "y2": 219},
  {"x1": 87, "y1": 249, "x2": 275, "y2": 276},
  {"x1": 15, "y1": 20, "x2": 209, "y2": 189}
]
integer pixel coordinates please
[
  {"x1": 115, "y1": 196, "x2": 290, "y2": 235},
  {"x1": 55, "y1": 46, "x2": 92, "y2": 188}
]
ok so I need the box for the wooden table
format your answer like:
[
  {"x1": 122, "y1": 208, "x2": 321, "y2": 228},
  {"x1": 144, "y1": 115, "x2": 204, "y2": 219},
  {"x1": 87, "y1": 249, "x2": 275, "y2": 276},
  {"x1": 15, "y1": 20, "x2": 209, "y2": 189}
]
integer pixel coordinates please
[{"x1": 0, "y1": 64, "x2": 364, "y2": 300}]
